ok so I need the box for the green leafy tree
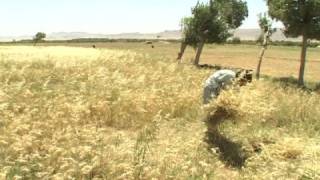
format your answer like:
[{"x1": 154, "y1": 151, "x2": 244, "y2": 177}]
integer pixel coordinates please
[
  {"x1": 214, "y1": 0, "x2": 249, "y2": 29},
  {"x1": 267, "y1": 0, "x2": 320, "y2": 86},
  {"x1": 192, "y1": 1, "x2": 228, "y2": 65},
  {"x1": 256, "y1": 13, "x2": 276, "y2": 79},
  {"x1": 33, "y1": 32, "x2": 46, "y2": 46},
  {"x1": 178, "y1": 0, "x2": 248, "y2": 65}
]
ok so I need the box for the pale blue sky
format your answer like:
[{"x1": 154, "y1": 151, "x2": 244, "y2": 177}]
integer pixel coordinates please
[{"x1": 0, "y1": 0, "x2": 270, "y2": 36}]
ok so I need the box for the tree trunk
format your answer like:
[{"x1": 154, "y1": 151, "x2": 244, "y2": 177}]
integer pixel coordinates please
[
  {"x1": 298, "y1": 34, "x2": 308, "y2": 86},
  {"x1": 194, "y1": 40, "x2": 205, "y2": 66},
  {"x1": 177, "y1": 42, "x2": 187, "y2": 62},
  {"x1": 256, "y1": 33, "x2": 268, "y2": 80},
  {"x1": 256, "y1": 48, "x2": 266, "y2": 80}
]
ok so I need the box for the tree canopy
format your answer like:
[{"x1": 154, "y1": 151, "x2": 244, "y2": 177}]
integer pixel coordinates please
[
  {"x1": 267, "y1": 0, "x2": 320, "y2": 39},
  {"x1": 258, "y1": 13, "x2": 273, "y2": 36},
  {"x1": 214, "y1": 0, "x2": 248, "y2": 29},
  {"x1": 33, "y1": 32, "x2": 46, "y2": 46},
  {"x1": 267, "y1": 0, "x2": 320, "y2": 85},
  {"x1": 192, "y1": 2, "x2": 230, "y2": 44},
  {"x1": 189, "y1": 0, "x2": 248, "y2": 44},
  {"x1": 179, "y1": 0, "x2": 248, "y2": 65},
  {"x1": 180, "y1": 17, "x2": 198, "y2": 48}
]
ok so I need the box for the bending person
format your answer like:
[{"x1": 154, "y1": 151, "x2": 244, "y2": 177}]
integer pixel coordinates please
[{"x1": 203, "y1": 69, "x2": 252, "y2": 104}]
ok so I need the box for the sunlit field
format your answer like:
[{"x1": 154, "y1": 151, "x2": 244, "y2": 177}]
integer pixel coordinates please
[
  {"x1": 25, "y1": 42, "x2": 320, "y2": 82},
  {"x1": 0, "y1": 46, "x2": 320, "y2": 179}
]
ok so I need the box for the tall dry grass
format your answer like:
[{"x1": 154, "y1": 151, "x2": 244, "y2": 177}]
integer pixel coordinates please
[
  {"x1": 0, "y1": 46, "x2": 208, "y2": 179},
  {"x1": 0, "y1": 46, "x2": 319, "y2": 179},
  {"x1": 205, "y1": 82, "x2": 320, "y2": 179}
]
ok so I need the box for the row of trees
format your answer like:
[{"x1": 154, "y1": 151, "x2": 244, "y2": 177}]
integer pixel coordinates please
[{"x1": 179, "y1": 0, "x2": 320, "y2": 86}]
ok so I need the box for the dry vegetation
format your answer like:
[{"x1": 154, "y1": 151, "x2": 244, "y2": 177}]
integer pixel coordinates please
[
  {"x1": 0, "y1": 46, "x2": 320, "y2": 179},
  {"x1": 32, "y1": 42, "x2": 320, "y2": 82}
]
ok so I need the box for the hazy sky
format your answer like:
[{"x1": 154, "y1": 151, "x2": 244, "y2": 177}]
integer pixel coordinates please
[{"x1": 0, "y1": 0, "x2": 270, "y2": 36}]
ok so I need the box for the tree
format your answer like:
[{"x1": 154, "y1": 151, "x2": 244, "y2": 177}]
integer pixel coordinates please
[
  {"x1": 256, "y1": 13, "x2": 276, "y2": 79},
  {"x1": 267, "y1": 0, "x2": 320, "y2": 86},
  {"x1": 177, "y1": 17, "x2": 198, "y2": 62},
  {"x1": 33, "y1": 32, "x2": 46, "y2": 46},
  {"x1": 178, "y1": 0, "x2": 248, "y2": 65},
  {"x1": 192, "y1": 1, "x2": 228, "y2": 65}
]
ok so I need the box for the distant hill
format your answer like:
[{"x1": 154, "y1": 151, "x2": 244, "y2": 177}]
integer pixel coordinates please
[
  {"x1": 232, "y1": 28, "x2": 301, "y2": 42},
  {"x1": 0, "y1": 29, "x2": 302, "y2": 42},
  {"x1": 0, "y1": 30, "x2": 182, "y2": 42}
]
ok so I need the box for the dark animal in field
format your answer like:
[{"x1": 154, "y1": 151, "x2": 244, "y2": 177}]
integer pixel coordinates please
[
  {"x1": 92, "y1": 45, "x2": 96, "y2": 48},
  {"x1": 145, "y1": 41, "x2": 153, "y2": 44},
  {"x1": 151, "y1": 45, "x2": 155, "y2": 48}
]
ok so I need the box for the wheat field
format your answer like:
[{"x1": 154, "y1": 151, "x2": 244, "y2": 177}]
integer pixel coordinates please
[
  {"x1": 0, "y1": 46, "x2": 320, "y2": 179},
  {"x1": 34, "y1": 42, "x2": 320, "y2": 82}
]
